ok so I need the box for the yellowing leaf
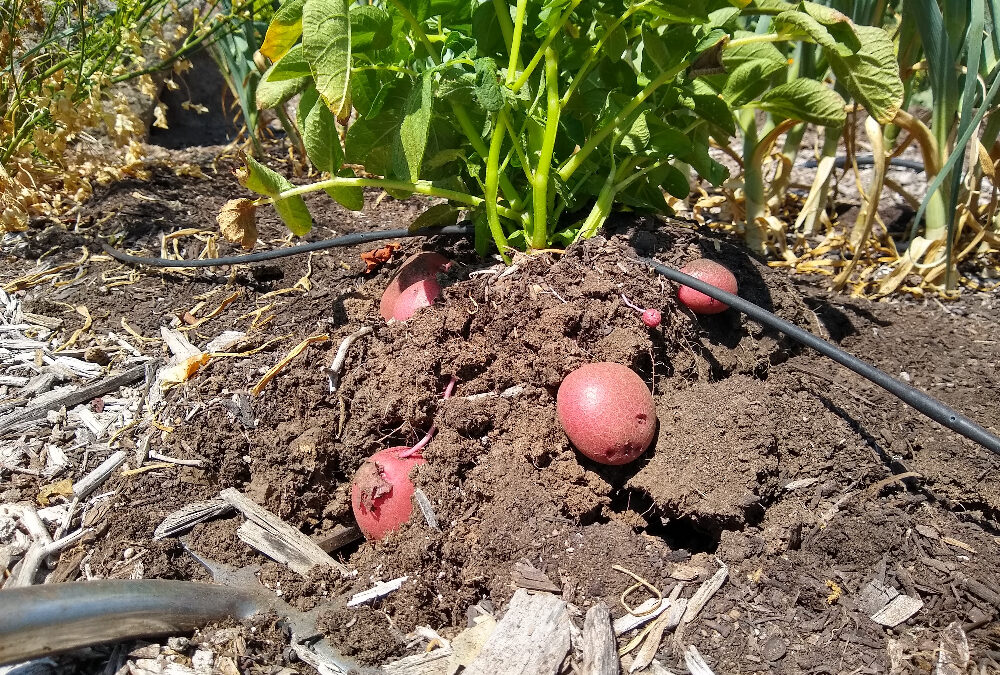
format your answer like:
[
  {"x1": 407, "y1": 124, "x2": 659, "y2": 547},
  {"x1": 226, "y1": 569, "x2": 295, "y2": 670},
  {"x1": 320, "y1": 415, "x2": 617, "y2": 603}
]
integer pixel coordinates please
[
  {"x1": 261, "y1": 0, "x2": 306, "y2": 61},
  {"x1": 218, "y1": 198, "x2": 259, "y2": 250}
]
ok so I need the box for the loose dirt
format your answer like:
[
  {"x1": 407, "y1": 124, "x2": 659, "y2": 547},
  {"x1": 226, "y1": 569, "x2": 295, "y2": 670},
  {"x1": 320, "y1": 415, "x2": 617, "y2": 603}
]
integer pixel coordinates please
[{"x1": 2, "y1": 146, "x2": 998, "y2": 673}]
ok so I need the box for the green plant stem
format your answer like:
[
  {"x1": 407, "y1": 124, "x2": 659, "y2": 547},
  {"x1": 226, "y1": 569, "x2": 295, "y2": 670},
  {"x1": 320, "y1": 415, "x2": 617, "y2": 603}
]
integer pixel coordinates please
[
  {"x1": 561, "y1": 5, "x2": 642, "y2": 107},
  {"x1": 740, "y1": 113, "x2": 765, "y2": 245},
  {"x1": 263, "y1": 175, "x2": 519, "y2": 221},
  {"x1": 506, "y1": 0, "x2": 528, "y2": 84},
  {"x1": 557, "y1": 63, "x2": 684, "y2": 182},
  {"x1": 352, "y1": 64, "x2": 419, "y2": 76},
  {"x1": 531, "y1": 47, "x2": 561, "y2": 249},
  {"x1": 491, "y1": 0, "x2": 517, "y2": 66},
  {"x1": 2, "y1": 109, "x2": 47, "y2": 164},
  {"x1": 385, "y1": 0, "x2": 523, "y2": 216},
  {"x1": 576, "y1": 163, "x2": 618, "y2": 241},
  {"x1": 725, "y1": 33, "x2": 794, "y2": 49},
  {"x1": 499, "y1": 108, "x2": 535, "y2": 184},
  {"x1": 614, "y1": 157, "x2": 671, "y2": 192},
  {"x1": 511, "y1": 0, "x2": 582, "y2": 93},
  {"x1": 451, "y1": 103, "x2": 525, "y2": 211},
  {"x1": 484, "y1": 112, "x2": 513, "y2": 262},
  {"x1": 387, "y1": 0, "x2": 439, "y2": 61}
]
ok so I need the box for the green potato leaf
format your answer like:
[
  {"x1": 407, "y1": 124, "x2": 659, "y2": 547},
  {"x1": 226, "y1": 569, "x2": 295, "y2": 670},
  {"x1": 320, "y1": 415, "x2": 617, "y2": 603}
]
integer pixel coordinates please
[
  {"x1": 303, "y1": 0, "x2": 352, "y2": 122},
  {"x1": 237, "y1": 156, "x2": 312, "y2": 236},
  {"x1": 256, "y1": 44, "x2": 311, "y2": 110},
  {"x1": 392, "y1": 72, "x2": 434, "y2": 182},
  {"x1": 754, "y1": 79, "x2": 847, "y2": 127}
]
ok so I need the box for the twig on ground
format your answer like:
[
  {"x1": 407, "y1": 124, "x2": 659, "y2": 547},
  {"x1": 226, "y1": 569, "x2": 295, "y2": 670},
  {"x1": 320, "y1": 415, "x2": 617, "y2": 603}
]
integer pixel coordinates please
[
  {"x1": 347, "y1": 576, "x2": 409, "y2": 607},
  {"x1": 148, "y1": 450, "x2": 204, "y2": 467},
  {"x1": 73, "y1": 450, "x2": 127, "y2": 499}
]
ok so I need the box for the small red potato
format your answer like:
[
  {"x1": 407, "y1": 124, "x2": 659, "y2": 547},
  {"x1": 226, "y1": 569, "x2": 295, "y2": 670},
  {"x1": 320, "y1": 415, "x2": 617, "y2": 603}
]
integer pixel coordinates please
[
  {"x1": 351, "y1": 447, "x2": 425, "y2": 541},
  {"x1": 641, "y1": 308, "x2": 662, "y2": 328},
  {"x1": 556, "y1": 362, "x2": 656, "y2": 465},
  {"x1": 677, "y1": 259, "x2": 738, "y2": 315},
  {"x1": 379, "y1": 252, "x2": 452, "y2": 321}
]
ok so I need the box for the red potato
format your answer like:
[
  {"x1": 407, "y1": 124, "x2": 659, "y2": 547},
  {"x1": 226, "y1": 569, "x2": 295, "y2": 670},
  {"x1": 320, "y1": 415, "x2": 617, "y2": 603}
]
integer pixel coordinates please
[
  {"x1": 556, "y1": 362, "x2": 656, "y2": 465},
  {"x1": 379, "y1": 252, "x2": 452, "y2": 321},
  {"x1": 677, "y1": 259, "x2": 738, "y2": 315},
  {"x1": 351, "y1": 447, "x2": 425, "y2": 541},
  {"x1": 641, "y1": 308, "x2": 662, "y2": 328}
]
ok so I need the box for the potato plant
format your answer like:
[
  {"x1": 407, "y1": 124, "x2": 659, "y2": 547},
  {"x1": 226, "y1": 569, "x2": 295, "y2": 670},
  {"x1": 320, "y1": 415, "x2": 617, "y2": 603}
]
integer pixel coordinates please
[{"x1": 231, "y1": 0, "x2": 902, "y2": 259}]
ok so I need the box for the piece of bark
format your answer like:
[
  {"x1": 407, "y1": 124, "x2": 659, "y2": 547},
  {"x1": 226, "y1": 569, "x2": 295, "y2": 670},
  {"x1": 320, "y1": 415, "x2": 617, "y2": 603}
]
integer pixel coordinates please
[
  {"x1": 0, "y1": 364, "x2": 147, "y2": 432},
  {"x1": 512, "y1": 561, "x2": 561, "y2": 593},
  {"x1": 681, "y1": 560, "x2": 728, "y2": 624},
  {"x1": 153, "y1": 499, "x2": 234, "y2": 540},
  {"x1": 313, "y1": 524, "x2": 363, "y2": 553},
  {"x1": 221, "y1": 488, "x2": 349, "y2": 576},
  {"x1": 464, "y1": 589, "x2": 571, "y2": 675},
  {"x1": 871, "y1": 595, "x2": 923, "y2": 627},
  {"x1": 383, "y1": 646, "x2": 453, "y2": 675},
  {"x1": 582, "y1": 603, "x2": 618, "y2": 675}
]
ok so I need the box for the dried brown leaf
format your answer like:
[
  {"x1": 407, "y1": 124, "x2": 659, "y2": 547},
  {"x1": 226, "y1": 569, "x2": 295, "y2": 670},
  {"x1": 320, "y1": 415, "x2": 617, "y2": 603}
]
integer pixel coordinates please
[{"x1": 217, "y1": 198, "x2": 258, "y2": 250}]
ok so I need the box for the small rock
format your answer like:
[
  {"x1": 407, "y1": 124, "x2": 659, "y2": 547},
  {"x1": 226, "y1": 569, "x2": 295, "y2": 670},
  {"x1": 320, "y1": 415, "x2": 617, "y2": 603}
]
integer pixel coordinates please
[{"x1": 761, "y1": 636, "x2": 787, "y2": 661}]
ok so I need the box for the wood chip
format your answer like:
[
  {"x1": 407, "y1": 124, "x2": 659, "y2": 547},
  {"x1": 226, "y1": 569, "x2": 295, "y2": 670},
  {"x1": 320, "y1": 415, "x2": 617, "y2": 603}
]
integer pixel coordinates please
[
  {"x1": 313, "y1": 524, "x2": 363, "y2": 553},
  {"x1": 935, "y1": 621, "x2": 970, "y2": 675},
  {"x1": 683, "y1": 645, "x2": 717, "y2": 675},
  {"x1": 512, "y1": 561, "x2": 561, "y2": 593},
  {"x1": 630, "y1": 609, "x2": 672, "y2": 673},
  {"x1": 871, "y1": 594, "x2": 923, "y2": 627},
  {"x1": 347, "y1": 576, "x2": 409, "y2": 607},
  {"x1": 383, "y1": 645, "x2": 453, "y2": 675},
  {"x1": 220, "y1": 488, "x2": 349, "y2": 576},
  {"x1": 0, "y1": 364, "x2": 147, "y2": 432},
  {"x1": 73, "y1": 450, "x2": 127, "y2": 499},
  {"x1": 614, "y1": 597, "x2": 669, "y2": 635},
  {"x1": 464, "y1": 589, "x2": 571, "y2": 675},
  {"x1": 153, "y1": 499, "x2": 235, "y2": 540},
  {"x1": 681, "y1": 559, "x2": 728, "y2": 624},
  {"x1": 582, "y1": 603, "x2": 618, "y2": 675}
]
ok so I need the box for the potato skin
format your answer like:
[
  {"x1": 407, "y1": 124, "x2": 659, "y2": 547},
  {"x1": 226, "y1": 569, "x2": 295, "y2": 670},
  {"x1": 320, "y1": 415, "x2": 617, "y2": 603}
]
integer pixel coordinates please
[
  {"x1": 556, "y1": 363, "x2": 656, "y2": 465},
  {"x1": 379, "y1": 252, "x2": 452, "y2": 321},
  {"x1": 351, "y1": 447, "x2": 425, "y2": 540},
  {"x1": 677, "y1": 259, "x2": 738, "y2": 315}
]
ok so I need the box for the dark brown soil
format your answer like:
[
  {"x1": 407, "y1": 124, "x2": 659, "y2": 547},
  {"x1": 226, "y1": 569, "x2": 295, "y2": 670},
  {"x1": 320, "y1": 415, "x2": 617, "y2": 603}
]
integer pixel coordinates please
[{"x1": 2, "y1": 146, "x2": 999, "y2": 673}]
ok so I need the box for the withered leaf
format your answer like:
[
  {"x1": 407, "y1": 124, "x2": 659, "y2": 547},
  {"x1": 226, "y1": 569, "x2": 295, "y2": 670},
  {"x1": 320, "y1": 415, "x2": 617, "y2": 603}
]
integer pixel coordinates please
[{"x1": 217, "y1": 198, "x2": 258, "y2": 250}]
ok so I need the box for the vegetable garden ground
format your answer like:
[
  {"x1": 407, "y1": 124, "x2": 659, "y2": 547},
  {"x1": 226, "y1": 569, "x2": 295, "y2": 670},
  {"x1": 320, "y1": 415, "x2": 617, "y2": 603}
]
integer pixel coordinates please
[{"x1": 1, "y1": 142, "x2": 999, "y2": 674}]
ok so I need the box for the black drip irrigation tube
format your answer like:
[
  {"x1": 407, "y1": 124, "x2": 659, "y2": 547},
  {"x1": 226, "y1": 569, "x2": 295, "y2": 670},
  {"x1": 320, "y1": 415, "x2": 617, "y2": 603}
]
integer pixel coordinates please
[
  {"x1": 638, "y1": 257, "x2": 1000, "y2": 456},
  {"x1": 100, "y1": 227, "x2": 1000, "y2": 456},
  {"x1": 99, "y1": 224, "x2": 476, "y2": 267}
]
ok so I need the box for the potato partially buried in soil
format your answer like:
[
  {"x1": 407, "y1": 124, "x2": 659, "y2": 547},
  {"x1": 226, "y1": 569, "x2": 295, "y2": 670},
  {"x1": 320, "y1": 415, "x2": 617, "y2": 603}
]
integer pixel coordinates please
[
  {"x1": 556, "y1": 362, "x2": 656, "y2": 465},
  {"x1": 351, "y1": 447, "x2": 425, "y2": 540}
]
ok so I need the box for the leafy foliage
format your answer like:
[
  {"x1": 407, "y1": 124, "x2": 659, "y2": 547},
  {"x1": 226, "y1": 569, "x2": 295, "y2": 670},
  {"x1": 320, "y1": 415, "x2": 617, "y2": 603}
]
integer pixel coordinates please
[{"x1": 240, "y1": 0, "x2": 902, "y2": 257}]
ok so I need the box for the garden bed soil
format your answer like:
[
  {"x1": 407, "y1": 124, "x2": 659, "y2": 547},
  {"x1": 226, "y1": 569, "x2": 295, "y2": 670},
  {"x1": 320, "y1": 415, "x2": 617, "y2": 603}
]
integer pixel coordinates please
[{"x1": 1, "y1": 149, "x2": 999, "y2": 674}]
